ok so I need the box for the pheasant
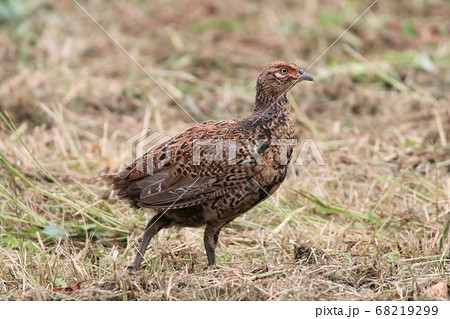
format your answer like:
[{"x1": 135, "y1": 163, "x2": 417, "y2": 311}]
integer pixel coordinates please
[{"x1": 110, "y1": 61, "x2": 314, "y2": 270}]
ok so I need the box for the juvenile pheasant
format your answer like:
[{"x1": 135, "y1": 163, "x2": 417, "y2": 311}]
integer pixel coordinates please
[{"x1": 110, "y1": 61, "x2": 314, "y2": 270}]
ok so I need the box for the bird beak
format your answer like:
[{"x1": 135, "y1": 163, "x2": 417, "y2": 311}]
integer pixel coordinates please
[{"x1": 298, "y1": 69, "x2": 314, "y2": 82}]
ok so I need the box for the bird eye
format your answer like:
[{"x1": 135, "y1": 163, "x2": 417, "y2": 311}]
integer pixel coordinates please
[{"x1": 280, "y1": 68, "x2": 288, "y2": 74}]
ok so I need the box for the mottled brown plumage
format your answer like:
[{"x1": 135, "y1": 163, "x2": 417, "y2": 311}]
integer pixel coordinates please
[{"x1": 110, "y1": 61, "x2": 314, "y2": 270}]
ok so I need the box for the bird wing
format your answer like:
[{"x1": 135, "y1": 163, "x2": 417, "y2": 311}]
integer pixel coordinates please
[{"x1": 111, "y1": 120, "x2": 251, "y2": 210}]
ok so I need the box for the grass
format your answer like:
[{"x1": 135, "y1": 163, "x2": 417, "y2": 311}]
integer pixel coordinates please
[{"x1": 0, "y1": 0, "x2": 449, "y2": 300}]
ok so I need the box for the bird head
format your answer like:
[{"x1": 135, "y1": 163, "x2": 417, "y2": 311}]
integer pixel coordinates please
[{"x1": 256, "y1": 61, "x2": 314, "y2": 98}]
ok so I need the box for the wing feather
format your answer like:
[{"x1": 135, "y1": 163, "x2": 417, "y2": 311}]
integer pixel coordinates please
[{"x1": 111, "y1": 120, "x2": 246, "y2": 209}]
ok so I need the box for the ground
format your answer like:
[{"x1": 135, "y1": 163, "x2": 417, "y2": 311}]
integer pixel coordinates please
[{"x1": 0, "y1": 0, "x2": 449, "y2": 300}]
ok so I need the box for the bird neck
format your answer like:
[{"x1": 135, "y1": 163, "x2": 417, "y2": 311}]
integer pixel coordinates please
[{"x1": 251, "y1": 88, "x2": 291, "y2": 124}]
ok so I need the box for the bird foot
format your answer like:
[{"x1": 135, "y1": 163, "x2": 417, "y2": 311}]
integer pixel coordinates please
[
  {"x1": 206, "y1": 263, "x2": 218, "y2": 269},
  {"x1": 126, "y1": 264, "x2": 139, "y2": 272}
]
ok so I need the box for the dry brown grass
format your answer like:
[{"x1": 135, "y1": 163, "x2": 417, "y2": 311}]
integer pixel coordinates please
[{"x1": 0, "y1": 0, "x2": 449, "y2": 300}]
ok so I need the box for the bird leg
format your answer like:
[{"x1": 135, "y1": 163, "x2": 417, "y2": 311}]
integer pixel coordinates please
[
  {"x1": 203, "y1": 222, "x2": 225, "y2": 266},
  {"x1": 130, "y1": 213, "x2": 170, "y2": 271}
]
